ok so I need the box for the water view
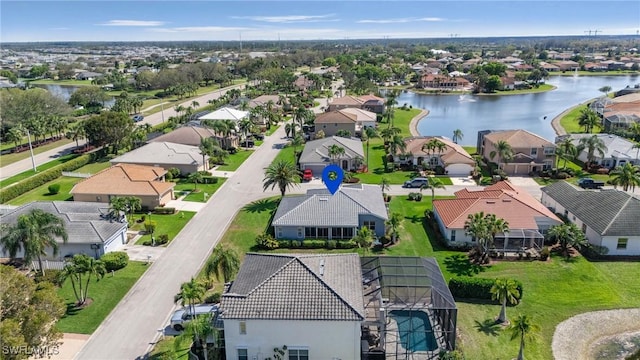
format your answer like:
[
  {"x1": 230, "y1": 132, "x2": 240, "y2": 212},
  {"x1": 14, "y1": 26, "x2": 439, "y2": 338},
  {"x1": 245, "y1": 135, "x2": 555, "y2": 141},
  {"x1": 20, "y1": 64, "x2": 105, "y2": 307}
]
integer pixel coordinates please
[
  {"x1": 33, "y1": 83, "x2": 116, "y2": 107},
  {"x1": 396, "y1": 75, "x2": 639, "y2": 144}
]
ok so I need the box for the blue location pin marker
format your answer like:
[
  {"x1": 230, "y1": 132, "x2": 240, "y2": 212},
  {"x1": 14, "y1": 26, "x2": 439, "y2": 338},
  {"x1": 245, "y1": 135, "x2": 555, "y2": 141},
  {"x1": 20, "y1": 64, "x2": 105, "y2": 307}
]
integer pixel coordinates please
[{"x1": 322, "y1": 164, "x2": 343, "y2": 195}]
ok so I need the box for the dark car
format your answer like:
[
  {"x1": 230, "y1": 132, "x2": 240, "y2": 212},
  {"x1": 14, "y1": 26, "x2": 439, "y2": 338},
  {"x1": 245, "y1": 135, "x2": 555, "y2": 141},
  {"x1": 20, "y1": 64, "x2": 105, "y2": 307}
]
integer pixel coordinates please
[
  {"x1": 403, "y1": 177, "x2": 429, "y2": 188},
  {"x1": 577, "y1": 178, "x2": 605, "y2": 189},
  {"x1": 132, "y1": 114, "x2": 144, "y2": 122}
]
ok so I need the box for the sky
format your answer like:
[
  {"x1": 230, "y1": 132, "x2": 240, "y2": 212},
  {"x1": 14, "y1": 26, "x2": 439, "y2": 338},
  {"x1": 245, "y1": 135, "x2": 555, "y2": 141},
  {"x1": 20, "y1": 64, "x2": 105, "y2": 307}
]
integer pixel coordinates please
[{"x1": 1, "y1": 1, "x2": 639, "y2": 42}]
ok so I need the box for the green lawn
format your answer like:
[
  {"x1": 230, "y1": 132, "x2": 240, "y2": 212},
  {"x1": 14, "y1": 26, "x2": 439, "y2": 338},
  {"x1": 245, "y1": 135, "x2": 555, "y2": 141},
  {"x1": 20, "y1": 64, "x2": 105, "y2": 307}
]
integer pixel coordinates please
[
  {"x1": 548, "y1": 70, "x2": 640, "y2": 77},
  {"x1": 558, "y1": 104, "x2": 601, "y2": 134},
  {"x1": 133, "y1": 211, "x2": 196, "y2": 245},
  {"x1": 29, "y1": 78, "x2": 94, "y2": 86},
  {"x1": 0, "y1": 153, "x2": 78, "y2": 188},
  {"x1": 56, "y1": 261, "x2": 149, "y2": 334},
  {"x1": 462, "y1": 146, "x2": 477, "y2": 156},
  {"x1": 149, "y1": 337, "x2": 190, "y2": 360},
  {"x1": 173, "y1": 178, "x2": 226, "y2": 203},
  {"x1": 265, "y1": 124, "x2": 281, "y2": 136},
  {"x1": 215, "y1": 150, "x2": 255, "y2": 171},
  {"x1": 0, "y1": 138, "x2": 75, "y2": 167},
  {"x1": 493, "y1": 83, "x2": 555, "y2": 95}
]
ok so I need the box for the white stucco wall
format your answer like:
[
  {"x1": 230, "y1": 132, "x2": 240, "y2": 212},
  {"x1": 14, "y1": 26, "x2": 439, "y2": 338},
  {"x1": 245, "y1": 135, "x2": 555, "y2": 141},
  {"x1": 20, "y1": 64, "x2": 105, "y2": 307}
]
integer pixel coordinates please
[
  {"x1": 445, "y1": 163, "x2": 474, "y2": 176},
  {"x1": 601, "y1": 236, "x2": 640, "y2": 256},
  {"x1": 223, "y1": 319, "x2": 361, "y2": 360}
]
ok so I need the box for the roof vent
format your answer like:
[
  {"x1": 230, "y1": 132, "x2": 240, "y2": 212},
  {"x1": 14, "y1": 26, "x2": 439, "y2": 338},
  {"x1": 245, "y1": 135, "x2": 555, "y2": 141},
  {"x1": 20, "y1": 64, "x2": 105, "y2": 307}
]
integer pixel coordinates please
[
  {"x1": 319, "y1": 259, "x2": 325, "y2": 276},
  {"x1": 486, "y1": 200, "x2": 496, "y2": 204},
  {"x1": 319, "y1": 197, "x2": 329, "y2": 201},
  {"x1": 502, "y1": 199, "x2": 512, "y2": 202}
]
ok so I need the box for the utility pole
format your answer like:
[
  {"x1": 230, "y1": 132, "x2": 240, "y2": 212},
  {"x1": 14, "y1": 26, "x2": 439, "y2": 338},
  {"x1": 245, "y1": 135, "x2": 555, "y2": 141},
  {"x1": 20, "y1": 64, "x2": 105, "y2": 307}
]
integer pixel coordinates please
[{"x1": 26, "y1": 129, "x2": 37, "y2": 172}]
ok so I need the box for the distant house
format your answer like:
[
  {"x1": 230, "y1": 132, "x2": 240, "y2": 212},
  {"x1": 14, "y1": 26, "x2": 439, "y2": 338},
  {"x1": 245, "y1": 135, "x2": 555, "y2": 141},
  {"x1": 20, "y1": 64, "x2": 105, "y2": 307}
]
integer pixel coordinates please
[
  {"x1": 433, "y1": 181, "x2": 562, "y2": 251},
  {"x1": 110, "y1": 142, "x2": 206, "y2": 175},
  {"x1": 299, "y1": 136, "x2": 365, "y2": 174},
  {"x1": 221, "y1": 253, "x2": 365, "y2": 360},
  {"x1": 314, "y1": 109, "x2": 376, "y2": 137},
  {"x1": 358, "y1": 94, "x2": 385, "y2": 113},
  {"x1": 293, "y1": 75, "x2": 314, "y2": 92},
  {"x1": 541, "y1": 181, "x2": 640, "y2": 256},
  {"x1": 328, "y1": 94, "x2": 385, "y2": 114},
  {"x1": 394, "y1": 136, "x2": 476, "y2": 176},
  {"x1": 150, "y1": 125, "x2": 238, "y2": 151},
  {"x1": 247, "y1": 95, "x2": 282, "y2": 110},
  {"x1": 591, "y1": 93, "x2": 640, "y2": 131},
  {"x1": 417, "y1": 74, "x2": 471, "y2": 90},
  {"x1": 0, "y1": 201, "x2": 128, "y2": 260},
  {"x1": 272, "y1": 184, "x2": 388, "y2": 240},
  {"x1": 70, "y1": 164, "x2": 174, "y2": 209},
  {"x1": 75, "y1": 71, "x2": 103, "y2": 81},
  {"x1": 478, "y1": 129, "x2": 556, "y2": 175},
  {"x1": 198, "y1": 107, "x2": 249, "y2": 123},
  {"x1": 556, "y1": 134, "x2": 639, "y2": 168}
]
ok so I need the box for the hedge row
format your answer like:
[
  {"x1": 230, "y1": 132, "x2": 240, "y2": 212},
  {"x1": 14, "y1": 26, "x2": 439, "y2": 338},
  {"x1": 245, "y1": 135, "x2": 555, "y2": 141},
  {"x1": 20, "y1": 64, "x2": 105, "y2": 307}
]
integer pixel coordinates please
[
  {"x1": 277, "y1": 239, "x2": 358, "y2": 249},
  {"x1": 448, "y1": 277, "x2": 523, "y2": 303},
  {"x1": 154, "y1": 207, "x2": 176, "y2": 214},
  {"x1": 0, "y1": 154, "x2": 94, "y2": 203}
]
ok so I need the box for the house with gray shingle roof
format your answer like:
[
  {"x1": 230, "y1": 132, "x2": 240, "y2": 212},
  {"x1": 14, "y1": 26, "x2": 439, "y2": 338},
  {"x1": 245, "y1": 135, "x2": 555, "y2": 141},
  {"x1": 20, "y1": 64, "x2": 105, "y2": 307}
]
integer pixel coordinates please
[
  {"x1": 272, "y1": 184, "x2": 388, "y2": 240},
  {"x1": 299, "y1": 136, "x2": 364, "y2": 176},
  {"x1": 0, "y1": 201, "x2": 128, "y2": 260},
  {"x1": 556, "y1": 134, "x2": 640, "y2": 168},
  {"x1": 541, "y1": 181, "x2": 640, "y2": 255},
  {"x1": 110, "y1": 141, "x2": 205, "y2": 175},
  {"x1": 220, "y1": 253, "x2": 364, "y2": 360}
]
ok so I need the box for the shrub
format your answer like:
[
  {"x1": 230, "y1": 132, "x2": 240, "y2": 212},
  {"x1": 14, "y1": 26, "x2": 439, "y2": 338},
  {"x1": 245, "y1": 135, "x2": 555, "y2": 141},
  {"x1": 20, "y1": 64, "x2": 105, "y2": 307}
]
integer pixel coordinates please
[
  {"x1": 448, "y1": 277, "x2": 523, "y2": 303},
  {"x1": 555, "y1": 172, "x2": 569, "y2": 179},
  {"x1": 34, "y1": 269, "x2": 64, "y2": 287},
  {"x1": 47, "y1": 183, "x2": 61, "y2": 194},
  {"x1": 540, "y1": 246, "x2": 551, "y2": 261},
  {"x1": 201, "y1": 176, "x2": 219, "y2": 184},
  {"x1": 167, "y1": 167, "x2": 181, "y2": 179},
  {"x1": 144, "y1": 220, "x2": 157, "y2": 234},
  {"x1": 156, "y1": 234, "x2": 169, "y2": 245},
  {"x1": 255, "y1": 233, "x2": 279, "y2": 250},
  {"x1": 100, "y1": 251, "x2": 129, "y2": 272},
  {"x1": 325, "y1": 240, "x2": 337, "y2": 249},
  {"x1": 154, "y1": 207, "x2": 176, "y2": 214},
  {"x1": 203, "y1": 292, "x2": 222, "y2": 304},
  {"x1": 408, "y1": 192, "x2": 423, "y2": 201}
]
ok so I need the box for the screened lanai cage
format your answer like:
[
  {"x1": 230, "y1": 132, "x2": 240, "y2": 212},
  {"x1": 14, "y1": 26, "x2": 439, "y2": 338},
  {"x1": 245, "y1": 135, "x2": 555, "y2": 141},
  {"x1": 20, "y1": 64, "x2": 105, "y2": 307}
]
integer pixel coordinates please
[{"x1": 360, "y1": 257, "x2": 457, "y2": 360}]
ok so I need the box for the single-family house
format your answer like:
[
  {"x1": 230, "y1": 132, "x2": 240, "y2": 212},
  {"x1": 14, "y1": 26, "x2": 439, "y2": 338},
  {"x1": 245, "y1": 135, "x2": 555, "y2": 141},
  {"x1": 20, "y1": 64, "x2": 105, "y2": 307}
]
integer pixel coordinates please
[
  {"x1": 358, "y1": 94, "x2": 385, "y2": 114},
  {"x1": 247, "y1": 95, "x2": 282, "y2": 110},
  {"x1": 110, "y1": 141, "x2": 206, "y2": 175},
  {"x1": 417, "y1": 74, "x2": 471, "y2": 90},
  {"x1": 541, "y1": 181, "x2": 640, "y2": 256},
  {"x1": 293, "y1": 75, "x2": 314, "y2": 92},
  {"x1": 556, "y1": 60, "x2": 580, "y2": 71},
  {"x1": 220, "y1": 253, "x2": 365, "y2": 360},
  {"x1": 198, "y1": 107, "x2": 249, "y2": 123},
  {"x1": 478, "y1": 129, "x2": 556, "y2": 175},
  {"x1": 433, "y1": 181, "x2": 562, "y2": 251},
  {"x1": 556, "y1": 134, "x2": 640, "y2": 168},
  {"x1": 75, "y1": 71, "x2": 103, "y2": 81},
  {"x1": 327, "y1": 95, "x2": 385, "y2": 114},
  {"x1": 394, "y1": 136, "x2": 476, "y2": 176},
  {"x1": 314, "y1": 109, "x2": 375, "y2": 137},
  {"x1": 149, "y1": 125, "x2": 239, "y2": 151},
  {"x1": 597, "y1": 93, "x2": 640, "y2": 131},
  {"x1": 299, "y1": 136, "x2": 365, "y2": 174},
  {"x1": 70, "y1": 164, "x2": 174, "y2": 209},
  {"x1": 272, "y1": 184, "x2": 388, "y2": 240},
  {"x1": 0, "y1": 201, "x2": 128, "y2": 261}
]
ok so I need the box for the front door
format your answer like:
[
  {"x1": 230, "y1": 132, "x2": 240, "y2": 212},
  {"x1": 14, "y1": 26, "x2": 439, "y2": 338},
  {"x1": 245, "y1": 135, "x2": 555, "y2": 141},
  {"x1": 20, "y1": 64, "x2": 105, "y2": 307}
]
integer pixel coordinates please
[{"x1": 341, "y1": 160, "x2": 349, "y2": 171}]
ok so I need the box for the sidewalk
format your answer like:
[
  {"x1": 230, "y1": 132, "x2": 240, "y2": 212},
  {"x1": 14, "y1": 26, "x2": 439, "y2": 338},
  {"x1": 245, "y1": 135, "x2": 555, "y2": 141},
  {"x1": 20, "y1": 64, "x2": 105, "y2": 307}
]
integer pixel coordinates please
[{"x1": 0, "y1": 139, "x2": 86, "y2": 181}]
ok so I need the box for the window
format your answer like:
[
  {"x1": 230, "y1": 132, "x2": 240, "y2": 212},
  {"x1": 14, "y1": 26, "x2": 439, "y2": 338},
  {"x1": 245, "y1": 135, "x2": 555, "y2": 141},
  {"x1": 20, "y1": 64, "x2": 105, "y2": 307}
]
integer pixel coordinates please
[
  {"x1": 277, "y1": 227, "x2": 282, "y2": 238},
  {"x1": 239, "y1": 321, "x2": 246, "y2": 335},
  {"x1": 305, "y1": 227, "x2": 316, "y2": 238},
  {"x1": 530, "y1": 148, "x2": 538, "y2": 156},
  {"x1": 289, "y1": 349, "x2": 309, "y2": 360},
  {"x1": 343, "y1": 227, "x2": 354, "y2": 238},
  {"x1": 237, "y1": 349, "x2": 248, "y2": 360},
  {"x1": 317, "y1": 227, "x2": 329, "y2": 239},
  {"x1": 297, "y1": 227, "x2": 303, "y2": 239},
  {"x1": 363, "y1": 221, "x2": 376, "y2": 232},
  {"x1": 581, "y1": 224, "x2": 587, "y2": 233},
  {"x1": 450, "y1": 230, "x2": 456, "y2": 241},
  {"x1": 544, "y1": 147, "x2": 555, "y2": 155},
  {"x1": 331, "y1": 227, "x2": 341, "y2": 238},
  {"x1": 617, "y1": 238, "x2": 628, "y2": 250}
]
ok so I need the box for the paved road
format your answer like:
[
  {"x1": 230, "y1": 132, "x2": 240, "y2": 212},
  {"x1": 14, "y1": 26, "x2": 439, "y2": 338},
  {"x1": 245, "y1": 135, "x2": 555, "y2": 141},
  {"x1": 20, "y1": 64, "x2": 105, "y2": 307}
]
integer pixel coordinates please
[
  {"x1": 0, "y1": 139, "x2": 87, "y2": 181},
  {"x1": 74, "y1": 122, "x2": 286, "y2": 360}
]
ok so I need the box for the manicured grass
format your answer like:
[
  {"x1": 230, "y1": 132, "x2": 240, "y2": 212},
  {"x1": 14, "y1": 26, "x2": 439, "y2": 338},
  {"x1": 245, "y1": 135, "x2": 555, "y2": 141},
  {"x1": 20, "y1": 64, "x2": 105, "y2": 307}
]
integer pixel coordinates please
[
  {"x1": 215, "y1": 150, "x2": 254, "y2": 171},
  {"x1": 0, "y1": 138, "x2": 75, "y2": 167},
  {"x1": 0, "y1": 153, "x2": 78, "y2": 188},
  {"x1": 6, "y1": 176, "x2": 78, "y2": 205},
  {"x1": 132, "y1": 211, "x2": 196, "y2": 245},
  {"x1": 265, "y1": 124, "x2": 281, "y2": 136},
  {"x1": 558, "y1": 104, "x2": 601, "y2": 134},
  {"x1": 462, "y1": 146, "x2": 477, "y2": 156},
  {"x1": 56, "y1": 261, "x2": 149, "y2": 334},
  {"x1": 149, "y1": 338, "x2": 190, "y2": 360},
  {"x1": 548, "y1": 70, "x2": 640, "y2": 77},
  {"x1": 173, "y1": 178, "x2": 226, "y2": 203},
  {"x1": 388, "y1": 108, "x2": 421, "y2": 137},
  {"x1": 493, "y1": 83, "x2": 555, "y2": 95},
  {"x1": 29, "y1": 78, "x2": 94, "y2": 86},
  {"x1": 73, "y1": 159, "x2": 112, "y2": 174}
]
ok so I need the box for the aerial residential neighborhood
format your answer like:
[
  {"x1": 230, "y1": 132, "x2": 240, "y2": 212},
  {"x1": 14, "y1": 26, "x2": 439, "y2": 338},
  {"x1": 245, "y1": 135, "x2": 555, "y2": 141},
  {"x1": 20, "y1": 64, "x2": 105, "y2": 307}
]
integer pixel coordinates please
[{"x1": 1, "y1": 2, "x2": 640, "y2": 360}]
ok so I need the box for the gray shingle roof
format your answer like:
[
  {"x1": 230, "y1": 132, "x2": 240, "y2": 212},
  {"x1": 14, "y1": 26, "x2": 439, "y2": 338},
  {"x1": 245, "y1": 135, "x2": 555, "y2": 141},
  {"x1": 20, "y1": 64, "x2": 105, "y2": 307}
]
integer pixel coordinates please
[
  {"x1": 299, "y1": 136, "x2": 364, "y2": 165},
  {"x1": 110, "y1": 142, "x2": 203, "y2": 167},
  {"x1": 0, "y1": 201, "x2": 127, "y2": 244},
  {"x1": 221, "y1": 253, "x2": 365, "y2": 321},
  {"x1": 272, "y1": 184, "x2": 388, "y2": 227},
  {"x1": 541, "y1": 181, "x2": 640, "y2": 236}
]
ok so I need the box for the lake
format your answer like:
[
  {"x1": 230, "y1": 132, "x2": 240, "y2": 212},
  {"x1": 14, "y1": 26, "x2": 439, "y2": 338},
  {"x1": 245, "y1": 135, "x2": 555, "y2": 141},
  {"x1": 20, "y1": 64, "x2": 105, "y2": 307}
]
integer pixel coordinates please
[
  {"x1": 33, "y1": 83, "x2": 115, "y2": 107},
  {"x1": 393, "y1": 75, "x2": 639, "y2": 144}
]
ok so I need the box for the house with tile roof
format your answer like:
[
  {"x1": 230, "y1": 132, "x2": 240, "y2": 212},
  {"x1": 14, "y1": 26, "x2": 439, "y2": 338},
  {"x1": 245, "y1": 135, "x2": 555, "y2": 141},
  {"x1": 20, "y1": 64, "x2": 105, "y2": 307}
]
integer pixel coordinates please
[
  {"x1": 314, "y1": 108, "x2": 376, "y2": 137},
  {"x1": 272, "y1": 184, "x2": 388, "y2": 240},
  {"x1": 328, "y1": 94, "x2": 385, "y2": 114},
  {"x1": 556, "y1": 134, "x2": 640, "y2": 168},
  {"x1": 150, "y1": 125, "x2": 238, "y2": 151},
  {"x1": 70, "y1": 164, "x2": 174, "y2": 209},
  {"x1": 477, "y1": 129, "x2": 556, "y2": 175},
  {"x1": 0, "y1": 201, "x2": 128, "y2": 261},
  {"x1": 110, "y1": 141, "x2": 206, "y2": 175},
  {"x1": 198, "y1": 107, "x2": 249, "y2": 122},
  {"x1": 395, "y1": 136, "x2": 476, "y2": 176},
  {"x1": 433, "y1": 181, "x2": 562, "y2": 251},
  {"x1": 299, "y1": 136, "x2": 364, "y2": 175},
  {"x1": 221, "y1": 253, "x2": 364, "y2": 360},
  {"x1": 541, "y1": 181, "x2": 640, "y2": 255}
]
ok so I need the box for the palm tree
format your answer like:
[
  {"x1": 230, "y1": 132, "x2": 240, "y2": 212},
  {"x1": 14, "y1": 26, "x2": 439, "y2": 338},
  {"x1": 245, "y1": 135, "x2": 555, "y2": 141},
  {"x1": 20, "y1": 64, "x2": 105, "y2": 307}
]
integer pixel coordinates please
[
  {"x1": 508, "y1": 314, "x2": 539, "y2": 360},
  {"x1": 1, "y1": 209, "x2": 68, "y2": 275},
  {"x1": 238, "y1": 118, "x2": 254, "y2": 148},
  {"x1": 191, "y1": 100, "x2": 200, "y2": 109},
  {"x1": 380, "y1": 177, "x2": 391, "y2": 194},
  {"x1": 59, "y1": 254, "x2": 106, "y2": 306},
  {"x1": 464, "y1": 212, "x2": 490, "y2": 253},
  {"x1": 598, "y1": 86, "x2": 612, "y2": 96},
  {"x1": 388, "y1": 135, "x2": 407, "y2": 158},
  {"x1": 188, "y1": 172, "x2": 204, "y2": 191},
  {"x1": 452, "y1": 129, "x2": 464, "y2": 144},
  {"x1": 108, "y1": 196, "x2": 128, "y2": 221},
  {"x1": 556, "y1": 137, "x2": 577, "y2": 169},
  {"x1": 124, "y1": 196, "x2": 142, "y2": 222},
  {"x1": 174, "y1": 313, "x2": 216, "y2": 360},
  {"x1": 577, "y1": 135, "x2": 606, "y2": 167},
  {"x1": 386, "y1": 212, "x2": 402, "y2": 244},
  {"x1": 6, "y1": 126, "x2": 25, "y2": 148},
  {"x1": 364, "y1": 127, "x2": 379, "y2": 172},
  {"x1": 421, "y1": 177, "x2": 445, "y2": 202},
  {"x1": 485, "y1": 213, "x2": 510, "y2": 248},
  {"x1": 174, "y1": 278, "x2": 206, "y2": 331},
  {"x1": 328, "y1": 144, "x2": 346, "y2": 165},
  {"x1": 577, "y1": 108, "x2": 600, "y2": 133},
  {"x1": 380, "y1": 126, "x2": 401, "y2": 144},
  {"x1": 66, "y1": 123, "x2": 86, "y2": 148},
  {"x1": 491, "y1": 279, "x2": 520, "y2": 324},
  {"x1": 290, "y1": 134, "x2": 305, "y2": 160},
  {"x1": 204, "y1": 246, "x2": 240, "y2": 283},
  {"x1": 353, "y1": 226, "x2": 374, "y2": 253},
  {"x1": 609, "y1": 163, "x2": 640, "y2": 192},
  {"x1": 490, "y1": 140, "x2": 514, "y2": 170},
  {"x1": 263, "y1": 160, "x2": 300, "y2": 197},
  {"x1": 547, "y1": 223, "x2": 587, "y2": 259}
]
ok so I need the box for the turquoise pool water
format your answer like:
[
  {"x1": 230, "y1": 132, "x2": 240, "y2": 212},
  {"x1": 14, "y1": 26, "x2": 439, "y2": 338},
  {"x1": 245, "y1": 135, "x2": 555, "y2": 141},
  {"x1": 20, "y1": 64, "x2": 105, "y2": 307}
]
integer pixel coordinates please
[{"x1": 389, "y1": 310, "x2": 438, "y2": 352}]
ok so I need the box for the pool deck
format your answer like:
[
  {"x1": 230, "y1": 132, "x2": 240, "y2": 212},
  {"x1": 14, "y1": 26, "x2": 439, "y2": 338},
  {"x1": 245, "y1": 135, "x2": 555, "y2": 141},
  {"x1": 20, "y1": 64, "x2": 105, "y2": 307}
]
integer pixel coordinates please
[{"x1": 384, "y1": 309, "x2": 446, "y2": 359}]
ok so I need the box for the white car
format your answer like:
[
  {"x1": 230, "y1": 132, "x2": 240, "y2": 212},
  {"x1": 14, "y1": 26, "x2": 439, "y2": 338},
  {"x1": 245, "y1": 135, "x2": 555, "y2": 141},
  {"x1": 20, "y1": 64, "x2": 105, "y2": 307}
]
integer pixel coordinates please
[{"x1": 170, "y1": 304, "x2": 218, "y2": 331}]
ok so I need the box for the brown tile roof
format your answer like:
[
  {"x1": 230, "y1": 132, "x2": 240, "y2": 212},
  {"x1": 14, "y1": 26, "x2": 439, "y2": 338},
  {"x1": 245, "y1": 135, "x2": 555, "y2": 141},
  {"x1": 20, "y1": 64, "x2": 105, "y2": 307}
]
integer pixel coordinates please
[
  {"x1": 434, "y1": 181, "x2": 560, "y2": 229},
  {"x1": 484, "y1": 129, "x2": 554, "y2": 148},
  {"x1": 330, "y1": 95, "x2": 364, "y2": 106},
  {"x1": 315, "y1": 110, "x2": 357, "y2": 124},
  {"x1": 358, "y1": 94, "x2": 384, "y2": 103},
  {"x1": 150, "y1": 126, "x2": 219, "y2": 147},
  {"x1": 402, "y1": 136, "x2": 475, "y2": 166},
  {"x1": 71, "y1": 164, "x2": 174, "y2": 197}
]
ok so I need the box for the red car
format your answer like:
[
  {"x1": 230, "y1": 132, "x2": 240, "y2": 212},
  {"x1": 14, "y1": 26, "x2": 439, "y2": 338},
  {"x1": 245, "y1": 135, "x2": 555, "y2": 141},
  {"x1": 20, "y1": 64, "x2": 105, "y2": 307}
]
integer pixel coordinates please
[{"x1": 302, "y1": 169, "x2": 313, "y2": 181}]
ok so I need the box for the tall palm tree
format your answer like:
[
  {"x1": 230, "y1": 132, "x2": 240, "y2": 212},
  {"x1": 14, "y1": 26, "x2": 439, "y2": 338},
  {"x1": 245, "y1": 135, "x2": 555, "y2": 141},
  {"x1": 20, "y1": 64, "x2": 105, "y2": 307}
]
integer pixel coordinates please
[
  {"x1": 386, "y1": 212, "x2": 402, "y2": 244},
  {"x1": 174, "y1": 278, "x2": 206, "y2": 330},
  {"x1": 577, "y1": 108, "x2": 600, "y2": 133},
  {"x1": 59, "y1": 254, "x2": 106, "y2": 306},
  {"x1": 364, "y1": 127, "x2": 379, "y2": 172},
  {"x1": 109, "y1": 196, "x2": 129, "y2": 221},
  {"x1": 188, "y1": 172, "x2": 204, "y2": 191},
  {"x1": 124, "y1": 196, "x2": 142, "y2": 222},
  {"x1": 290, "y1": 134, "x2": 305, "y2": 160},
  {"x1": 328, "y1": 144, "x2": 346, "y2": 165},
  {"x1": 6, "y1": 126, "x2": 25, "y2": 148},
  {"x1": 464, "y1": 211, "x2": 491, "y2": 253},
  {"x1": 238, "y1": 118, "x2": 254, "y2": 148},
  {"x1": 174, "y1": 313, "x2": 216, "y2": 360},
  {"x1": 388, "y1": 135, "x2": 407, "y2": 158},
  {"x1": 490, "y1": 140, "x2": 514, "y2": 170},
  {"x1": 556, "y1": 137, "x2": 577, "y2": 169},
  {"x1": 263, "y1": 160, "x2": 300, "y2": 197},
  {"x1": 421, "y1": 177, "x2": 445, "y2": 202},
  {"x1": 1, "y1": 209, "x2": 68, "y2": 276},
  {"x1": 577, "y1": 135, "x2": 606, "y2": 167},
  {"x1": 609, "y1": 163, "x2": 640, "y2": 192},
  {"x1": 452, "y1": 129, "x2": 464, "y2": 144},
  {"x1": 66, "y1": 122, "x2": 86, "y2": 148},
  {"x1": 508, "y1": 314, "x2": 539, "y2": 360},
  {"x1": 491, "y1": 279, "x2": 520, "y2": 324},
  {"x1": 547, "y1": 223, "x2": 587, "y2": 259},
  {"x1": 204, "y1": 246, "x2": 240, "y2": 283},
  {"x1": 380, "y1": 177, "x2": 390, "y2": 194},
  {"x1": 485, "y1": 213, "x2": 510, "y2": 247},
  {"x1": 380, "y1": 126, "x2": 401, "y2": 144}
]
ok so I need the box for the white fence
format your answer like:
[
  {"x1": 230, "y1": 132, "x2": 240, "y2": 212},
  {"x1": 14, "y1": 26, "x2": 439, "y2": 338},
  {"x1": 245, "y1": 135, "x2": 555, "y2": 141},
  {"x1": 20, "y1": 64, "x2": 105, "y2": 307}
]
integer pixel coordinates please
[
  {"x1": 61, "y1": 171, "x2": 91, "y2": 178},
  {"x1": 31, "y1": 260, "x2": 67, "y2": 271}
]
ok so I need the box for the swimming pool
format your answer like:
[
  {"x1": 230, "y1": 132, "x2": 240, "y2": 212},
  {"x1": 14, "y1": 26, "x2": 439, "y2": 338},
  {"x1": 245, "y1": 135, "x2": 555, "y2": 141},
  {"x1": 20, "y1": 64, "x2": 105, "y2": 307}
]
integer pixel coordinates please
[{"x1": 388, "y1": 310, "x2": 439, "y2": 352}]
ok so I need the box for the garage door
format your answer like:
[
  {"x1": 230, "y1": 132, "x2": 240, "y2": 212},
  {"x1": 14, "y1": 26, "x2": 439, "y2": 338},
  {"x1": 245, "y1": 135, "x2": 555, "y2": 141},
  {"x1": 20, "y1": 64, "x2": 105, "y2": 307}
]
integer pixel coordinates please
[
  {"x1": 301, "y1": 164, "x2": 327, "y2": 178},
  {"x1": 445, "y1": 164, "x2": 473, "y2": 177}
]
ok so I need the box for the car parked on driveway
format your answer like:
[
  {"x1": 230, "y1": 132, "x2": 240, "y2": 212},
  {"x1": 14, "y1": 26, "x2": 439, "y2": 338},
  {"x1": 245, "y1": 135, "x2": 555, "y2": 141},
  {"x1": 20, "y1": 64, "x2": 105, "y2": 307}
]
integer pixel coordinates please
[
  {"x1": 132, "y1": 114, "x2": 144, "y2": 122},
  {"x1": 403, "y1": 177, "x2": 429, "y2": 188},
  {"x1": 303, "y1": 169, "x2": 313, "y2": 181},
  {"x1": 170, "y1": 304, "x2": 218, "y2": 331}
]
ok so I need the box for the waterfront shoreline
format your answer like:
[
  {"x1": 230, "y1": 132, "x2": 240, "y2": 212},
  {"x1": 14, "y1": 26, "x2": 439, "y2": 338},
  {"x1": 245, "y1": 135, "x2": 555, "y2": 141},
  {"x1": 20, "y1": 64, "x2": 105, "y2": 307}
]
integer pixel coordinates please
[{"x1": 409, "y1": 109, "x2": 430, "y2": 136}]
